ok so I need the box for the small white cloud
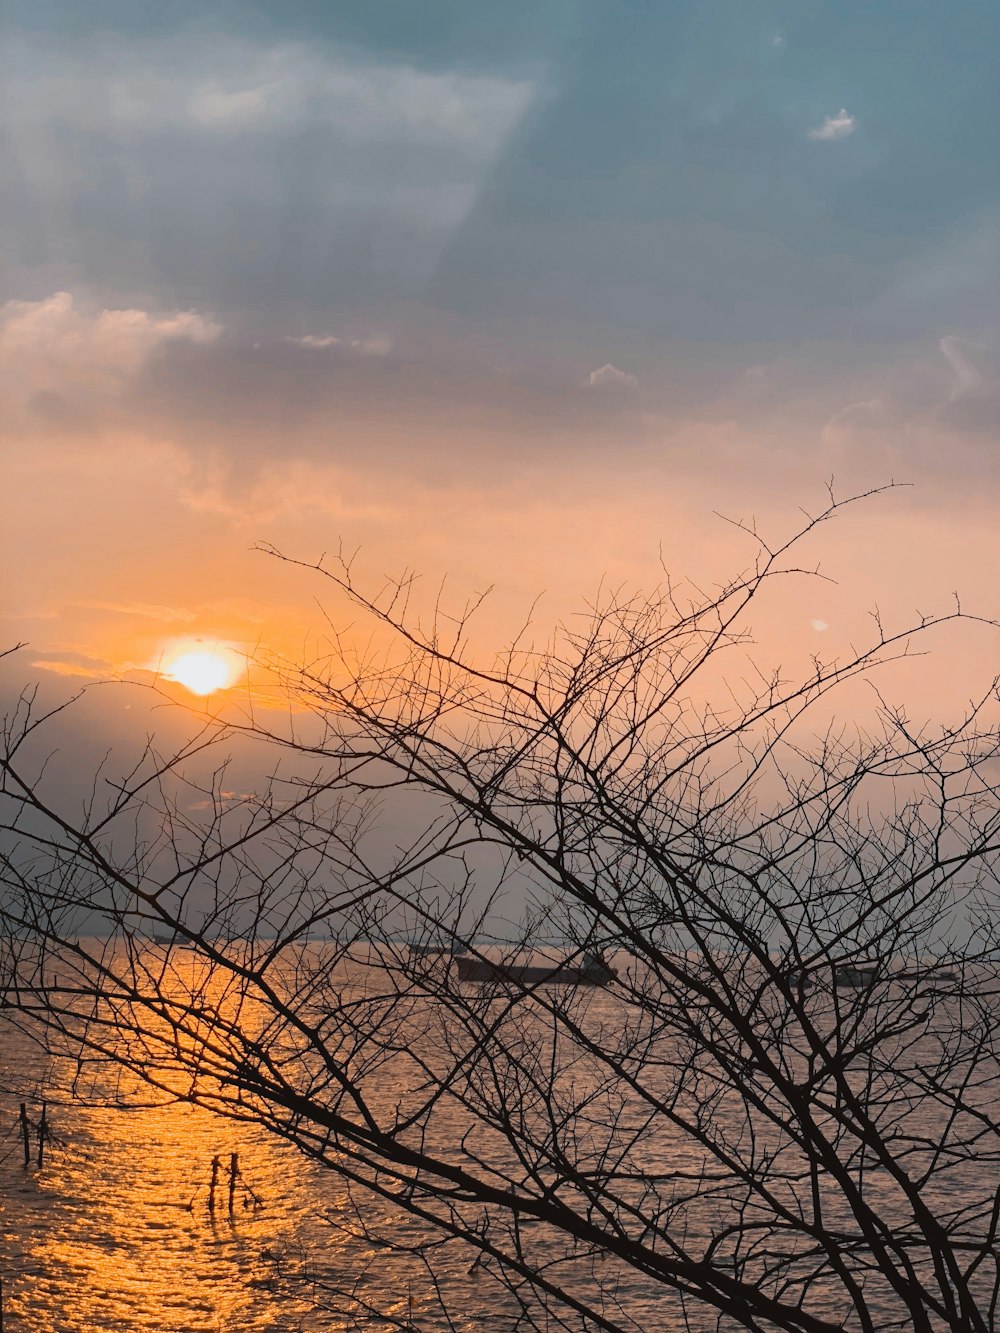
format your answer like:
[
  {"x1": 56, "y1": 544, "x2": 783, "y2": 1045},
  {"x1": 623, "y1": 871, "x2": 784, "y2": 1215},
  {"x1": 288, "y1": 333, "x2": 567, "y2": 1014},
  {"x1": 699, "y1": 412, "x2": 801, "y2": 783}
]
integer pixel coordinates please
[
  {"x1": 287, "y1": 334, "x2": 341, "y2": 349},
  {"x1": 587, "y1": 363, "x2": 638, "y2": 390},
  {"x1": 189, "y1": 82, "x2": 279, "y2": 125},
  {"x1": 286, "y1": 332, "x2": 392, "y2": 355},
  {"x1": 808, "y1": 108, "x2": 857, "y2": 141},
  {"x1": 810, "y1": 619, "x2": 830, "y2": 632}
]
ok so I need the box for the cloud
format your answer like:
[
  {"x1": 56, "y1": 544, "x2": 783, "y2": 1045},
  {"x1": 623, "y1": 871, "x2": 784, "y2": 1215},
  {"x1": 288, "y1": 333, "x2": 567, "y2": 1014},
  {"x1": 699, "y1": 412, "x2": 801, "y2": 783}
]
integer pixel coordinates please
[
  {"x1": 177, "y1": 456, "x2": 398, "y2": 527},
  {"x1": 587, "y1": 363, "x2": 639, "y2": 389},
  {"x1": 5, "y1": 36, "x2": 534, "y2": 149},
  {"x1": 353, "y1": 335, "x2": 394, "y2": 357},
  {"x1": 808, "y1": 109, "x2": 857, "y2": 142},
  {"x1": 287, "y1": 334, "x2": 341, "y2": 350},
  {"x1": 816, "y1": 333, "x2": 1000, "y2": 481},
  {"x1": 286, "y1": 333, "x2": 392, "y2": 355},
  {"x1": 189, "y1": 82, "x2": 280, "y2": 126},
  {"x1": 0, "y1": 292, "x2": 221, "y2": 415},
  {"x1": 823, "y1": 396, "x2": 896, "y2": 434},
  {"x1": 939, "y1": 335, "x2": 998, "y2": 400},
  {"x1": 28, "y1": 650, "x2": 113, "y2": 680},
  {"x1": 937, "y1": 334, "x2": 1000, "y2": 432},
  {"x1": 75, "y1": 600, "x2": 197, "y2": 624},
  {"x1": 2, "y1": 33, "x2": 537, "y2": 315}
]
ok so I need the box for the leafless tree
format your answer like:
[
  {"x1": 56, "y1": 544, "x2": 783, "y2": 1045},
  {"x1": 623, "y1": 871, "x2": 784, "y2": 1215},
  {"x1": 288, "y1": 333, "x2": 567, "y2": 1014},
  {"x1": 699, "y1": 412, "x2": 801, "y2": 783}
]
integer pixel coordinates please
[{"x1": 2, "y1": 489, "x2": 999, "y2": 1331}]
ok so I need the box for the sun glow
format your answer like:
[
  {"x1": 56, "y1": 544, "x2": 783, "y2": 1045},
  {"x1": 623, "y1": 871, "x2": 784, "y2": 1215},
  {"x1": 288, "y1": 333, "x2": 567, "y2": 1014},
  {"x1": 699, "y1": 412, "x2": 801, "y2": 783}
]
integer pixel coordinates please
[{"x1": 162, "y1": 646, "x2": 240, "y2": 696}]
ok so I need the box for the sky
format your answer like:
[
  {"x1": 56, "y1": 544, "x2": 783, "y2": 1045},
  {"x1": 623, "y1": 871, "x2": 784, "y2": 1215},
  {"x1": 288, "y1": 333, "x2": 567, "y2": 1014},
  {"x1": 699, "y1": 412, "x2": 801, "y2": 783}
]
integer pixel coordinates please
[{"x1": 2, "y1": 0, "x2": 999, "y2": 748}]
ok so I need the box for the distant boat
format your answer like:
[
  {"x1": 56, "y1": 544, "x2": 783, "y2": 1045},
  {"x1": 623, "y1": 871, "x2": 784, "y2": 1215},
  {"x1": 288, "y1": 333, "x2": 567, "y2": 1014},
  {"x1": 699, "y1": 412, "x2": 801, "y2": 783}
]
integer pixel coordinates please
[
  {"x1": 784, "y1": 963, "x2": 953, "y2": 994},
  {"x1": 781, "y1": 965, "x2": 879, "y2": 991},
  {"x1": 454, "y1": 952, "x2": 616, "y2": 987},
  {"x1": 894, "y1": 966, "x2": 959, "y2": 994},
  {"x1": 152, "y1": 934, "x2": 200, "y2": 951},
  {"x1": 408, "y1": 941, "x2": 468, "y2": 957},
  {"x1": 927, "y1": 969, "x2": 958, "y2": 987},
  {"x1": 835, "y1": 965, "x2": 877, "y2": 989}
]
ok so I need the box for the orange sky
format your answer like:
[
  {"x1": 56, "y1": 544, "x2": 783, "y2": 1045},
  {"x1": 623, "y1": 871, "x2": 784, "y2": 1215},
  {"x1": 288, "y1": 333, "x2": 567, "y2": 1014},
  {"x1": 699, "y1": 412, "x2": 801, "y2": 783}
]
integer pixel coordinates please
[{"x1": 2, "y1": 4, "x2": 998, "y2": 746}]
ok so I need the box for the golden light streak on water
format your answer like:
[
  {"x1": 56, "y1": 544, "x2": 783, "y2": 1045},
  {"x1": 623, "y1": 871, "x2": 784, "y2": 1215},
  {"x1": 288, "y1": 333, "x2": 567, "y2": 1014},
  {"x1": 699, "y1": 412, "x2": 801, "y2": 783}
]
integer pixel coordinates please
[{"x1": 0, "y1": 1092, "x2": 329, "y2": 1331}]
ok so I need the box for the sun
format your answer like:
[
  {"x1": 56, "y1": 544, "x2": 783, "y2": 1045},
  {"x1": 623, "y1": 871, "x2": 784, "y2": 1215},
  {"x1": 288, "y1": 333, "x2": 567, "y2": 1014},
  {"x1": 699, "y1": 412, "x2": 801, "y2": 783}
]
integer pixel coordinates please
[{"x1": 162, "y1": 647, "x2": 239, "y2": 696}]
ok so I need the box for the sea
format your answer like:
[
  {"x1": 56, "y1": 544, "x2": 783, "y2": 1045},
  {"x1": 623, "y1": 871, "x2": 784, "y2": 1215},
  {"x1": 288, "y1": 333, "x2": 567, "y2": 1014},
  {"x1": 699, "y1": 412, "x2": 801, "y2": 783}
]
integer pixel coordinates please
[{"x1": 0, "y1": 945, "x2": 995, "y2": 1332}]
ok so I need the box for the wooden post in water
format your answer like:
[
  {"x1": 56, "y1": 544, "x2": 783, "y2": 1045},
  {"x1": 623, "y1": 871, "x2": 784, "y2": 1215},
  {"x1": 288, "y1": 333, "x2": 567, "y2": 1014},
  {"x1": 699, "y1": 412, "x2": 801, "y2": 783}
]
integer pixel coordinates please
[
  {"x1": 208, "y1": 1155, "x2": 220, "y2": 1214},
  {"x1": 36, "y1": 1103, "x2": 47, "y2": 1169},
  {"x1": 228, "y1": 1153, "x2": 238, "y2": 1217},
  {"x1": 18, "y1": 1104, "x2": 29, "y2": 1169}
]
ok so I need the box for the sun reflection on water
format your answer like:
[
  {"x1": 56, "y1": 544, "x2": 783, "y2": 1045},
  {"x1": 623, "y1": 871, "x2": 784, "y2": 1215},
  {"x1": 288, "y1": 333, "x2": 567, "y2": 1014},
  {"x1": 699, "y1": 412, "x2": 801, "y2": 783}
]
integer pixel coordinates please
[{"x1": 0, "y1": 945, "x2": 341, "y2": 1333}]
